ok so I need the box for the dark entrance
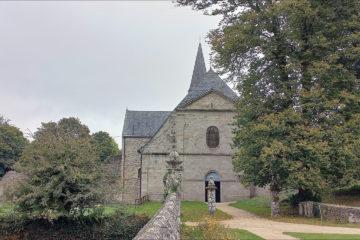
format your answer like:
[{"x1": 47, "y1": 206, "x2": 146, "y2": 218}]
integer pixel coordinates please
[
  {"x1": 205, "y1": 180, "x2": 221, "y2": 202},
  {"x1": 204, "y1": 171, "x2": 221, "y2": 203}
]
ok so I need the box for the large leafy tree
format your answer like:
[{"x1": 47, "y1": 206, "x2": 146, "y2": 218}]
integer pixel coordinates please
[
  {"x1": 0, "y1": 116, "x2": 28, "y2": 176},
  {"x1": 16, "y1": 117, "x2": 101, "y2": 221},
  {"x1": 91, "y1": 131, "x2": 120, "y2": 162},
  {"x1": 177, "y1": 0, "x2": 360, "y2": 216}
]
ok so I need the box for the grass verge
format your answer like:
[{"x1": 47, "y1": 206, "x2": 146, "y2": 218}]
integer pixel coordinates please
[
  {"x1": 230, "y1": 196, "x2": 360, "y2": 228},
  {"x1": 103, "y1": 201, "x2": 162, "y2": 218},
  {"x1": 286, "y1": 232, "x2": 360, "y2": 240},
  {"x1": 181, "y1": 201, "x2": 232, "y2": 222},
  {"x1": 181, "y1": 225, "x2": 264, "y2": 240}
]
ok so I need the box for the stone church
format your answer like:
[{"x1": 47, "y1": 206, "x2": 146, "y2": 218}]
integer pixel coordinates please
[{"x1": 121, "y1": 44, "x2": 267, "y2": 203}]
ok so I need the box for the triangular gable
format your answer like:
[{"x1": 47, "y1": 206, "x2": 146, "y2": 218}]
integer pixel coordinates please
[
  {"x1": 138, "y1": 112, "x2": 176, "y2": 154},
  {"x1": 177, "y1": 90, "x2": 236, "y2": 110}
]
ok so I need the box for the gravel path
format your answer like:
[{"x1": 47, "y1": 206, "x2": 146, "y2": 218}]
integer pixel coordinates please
[{"x1": 185, "y1": 202, "x2": 360, "y2": 240}]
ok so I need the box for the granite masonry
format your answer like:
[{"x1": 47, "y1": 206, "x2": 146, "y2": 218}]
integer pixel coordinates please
[{"x1": 133, "y1": 192, "x2": 180, "y2": 240}]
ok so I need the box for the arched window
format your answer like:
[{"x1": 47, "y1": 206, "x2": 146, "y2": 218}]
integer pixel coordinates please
[{"x1": 206, "y1": 126, "x2": 219, "y2": 148}]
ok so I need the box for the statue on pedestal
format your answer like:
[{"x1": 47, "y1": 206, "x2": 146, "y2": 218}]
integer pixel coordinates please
[{"x1": 163, "y1": 150, "x2": 183, "y2": 198}]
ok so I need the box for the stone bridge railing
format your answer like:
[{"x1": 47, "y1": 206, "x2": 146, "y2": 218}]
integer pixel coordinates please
[{"x1": 133, "y1": 192, "x2": 180, "y2": 240}]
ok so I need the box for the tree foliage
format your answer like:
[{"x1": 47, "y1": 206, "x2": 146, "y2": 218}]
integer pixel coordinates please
[
  {"x1": 15, "y1": 118, "x2": 101, "y2": 221},
  {"x1": 177, "y1": 0, "x2": 360, "y2": 216},
  {"x1": 91, "y1": 131, "x2": 120, "y2": 162},
  {"x1": 0, "y1": 116, "x2": 28, "y2": 176}
]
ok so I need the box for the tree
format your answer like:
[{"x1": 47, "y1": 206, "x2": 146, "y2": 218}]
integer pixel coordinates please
[
  {"x1": 177, "y1": 0, "x2": 360, "y2": 216},
  {"x1": 286, "y1": 0, "x2": 360, "y2": 190},
  {"x1": 0, "y1": 116, "x2": 28, "y2": 176},
  {"x1": 91, "y1": 131, "x2": 120, "y2": 162},
  {"x1": 16, "y1": 117, "x2": 101, "y2": 221}
]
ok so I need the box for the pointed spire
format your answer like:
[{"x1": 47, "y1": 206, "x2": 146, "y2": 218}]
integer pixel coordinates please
[{"x1": 189, "y1": 43, "x2": 207, "y2": 90}]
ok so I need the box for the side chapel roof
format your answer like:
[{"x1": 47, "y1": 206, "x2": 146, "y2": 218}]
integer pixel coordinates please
[{"x1": 122, "y1": 110, "x2": 171, "y2": 137}]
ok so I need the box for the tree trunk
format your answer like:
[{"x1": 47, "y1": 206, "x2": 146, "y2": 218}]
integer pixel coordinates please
[
  {"x1": 270, "y1": 190, "x2": 280, "y2": 217},
  {"x1": 249, "y1": 184, "x2": 256, "y2": 199}
]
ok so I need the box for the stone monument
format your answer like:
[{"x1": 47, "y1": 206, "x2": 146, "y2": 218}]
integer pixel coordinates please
[
  {"x1": 163, "y1": 150, "x2": 183, "y2": 198},
  {"x1": 206, "y1": 177, "x2": 217, "y2": 215}
]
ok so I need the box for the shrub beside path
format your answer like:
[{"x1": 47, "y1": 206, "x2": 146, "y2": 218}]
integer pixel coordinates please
[{"x1": 185, "y1": 202, "x2": 360, "y2": 240}]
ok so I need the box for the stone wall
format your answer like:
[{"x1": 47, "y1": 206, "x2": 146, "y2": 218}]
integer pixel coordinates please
[
  {"x1": 185, "y1": 92, "x2": 235, "y2": 110},
  {"x1": 134, "y1": 192, "x2": 180, "y2": 240},
  {"x1": 320, "y1": 203, "x2": 360, "y2": 223},
  {"x1": 299, "y1": 201, "x2": 360, "y2": 223},
  {"x1": 140, "y1": 107, "x2": 269, "y2": 202},
  {"x1": 0, "y1": 171, "x2": 27, "y2": 202},
  {"x1": 121, "y1": 137, "x2": 150, "y2": 203}
]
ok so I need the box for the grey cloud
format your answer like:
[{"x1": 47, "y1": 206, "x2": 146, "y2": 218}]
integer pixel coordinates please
[{"x1": 0, "y1": 1, "x2": 220, "y2": 146}]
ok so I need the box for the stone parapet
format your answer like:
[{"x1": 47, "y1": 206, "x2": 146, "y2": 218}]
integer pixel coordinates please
[{"x1": 134, "y1": 192, "x2": 180, "y2": 240}]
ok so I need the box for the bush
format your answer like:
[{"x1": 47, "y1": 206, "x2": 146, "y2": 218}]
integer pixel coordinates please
[
  {"x1": 0, "y1": 213, "x2": 28, "y2": 237},
  {"x1": 181, "y1": 217, "x2": 232, "y2": 240},
  {"x1": 101, "y1": 210, "x2": 149, "y2": 240},
  {"x1": 0, "y1": 209, "x2": 149, "y2": 240},
  {"x1": 0, "y1": 117, "x2": 28, "y2": 176},
  {"x1": 334, "y1": 184, "x2": 360, "y2": 196},
  {"x1": 15, "y1": 118, "x2": 102, "y2": 221}
]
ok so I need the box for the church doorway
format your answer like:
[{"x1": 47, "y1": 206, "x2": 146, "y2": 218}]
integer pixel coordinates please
[{"x1": 205, "y1": 171, "x2": 221, "y2": 202}]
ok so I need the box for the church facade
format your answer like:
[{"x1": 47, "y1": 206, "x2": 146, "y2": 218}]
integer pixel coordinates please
[{"x1": 121, "y1": 44, "x2": 268, "y2": 203}]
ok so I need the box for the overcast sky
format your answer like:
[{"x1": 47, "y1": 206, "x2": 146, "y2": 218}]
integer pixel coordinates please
[{"x1": 0, "y1": 1, "x2": 221, "y2": 146}]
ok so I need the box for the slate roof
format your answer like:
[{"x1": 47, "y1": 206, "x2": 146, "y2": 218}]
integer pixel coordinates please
[
  {"x1": 176, "y1": 43, "x2": 237, "y2": 109},
  {"x1": 122, "y1": 110, "x2": 171, "y2": 137},
  {"x1": 176, "y1": 64, "x2": 238, "y2": 110},
  {"x1": 189, "y1": 43, "x2": 207, "y2": 90}
]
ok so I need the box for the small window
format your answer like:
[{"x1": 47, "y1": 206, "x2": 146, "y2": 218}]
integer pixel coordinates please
[
  {"x1": 206, "y1": 126, "x2": 219, "y2": 148},
  {"x1": 138, "y1": 168, "x2": 141, "y2": 179}
]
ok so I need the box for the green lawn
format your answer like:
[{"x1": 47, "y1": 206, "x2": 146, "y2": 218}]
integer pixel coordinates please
[
  {"x1": 102, "y1": 201, "x2": 162, "y2": 217},
  {"x1": 181, "y1": 201, "x2": 232, "y2": 222},
  {"x1": 0, "y1": 202, "x2": 15, "y2": 217},
  {"x1": 230, "y1": 197, "x2": 271, "y2": 218},
  {"x1": 286, "y1": 232, "x2": 360, "y2": 240},
  {"x1": 230, "y1": 229, "x2": 264, "y2": 240},
  {"x1": 230, "y1": 197, "x2": 360, "y2": 228},
  {"x1": 103, "y1": 200, "x2": 232, "y2": 222},
  {"x1": 181, "y1": 225, "x2": 263, "y2": 240},
  {"x1": 127, "y1": 201, "x2": 162, "y2": 217}
]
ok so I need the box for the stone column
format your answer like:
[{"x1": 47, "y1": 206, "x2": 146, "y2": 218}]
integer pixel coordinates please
[{"x1": 206, "y1": 177, "x2": 217, "y2": 215}]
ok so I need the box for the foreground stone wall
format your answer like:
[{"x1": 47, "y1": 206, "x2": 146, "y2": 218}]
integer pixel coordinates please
[
  {"x1": 299, "y1": 201, "x2": 360, "y2": 223},
  {"x1": 134, "y1": 192, "x2": 180, "y2": 240}
]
